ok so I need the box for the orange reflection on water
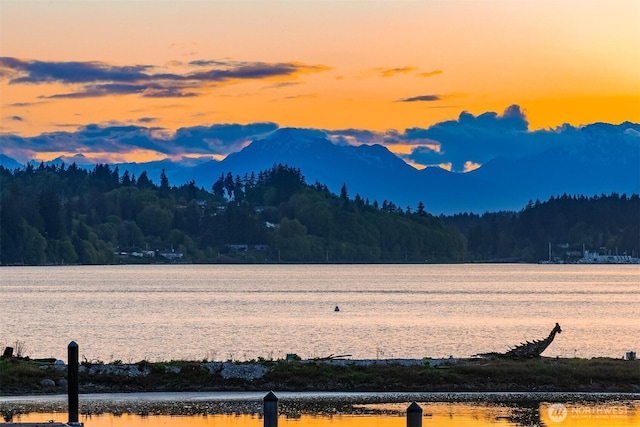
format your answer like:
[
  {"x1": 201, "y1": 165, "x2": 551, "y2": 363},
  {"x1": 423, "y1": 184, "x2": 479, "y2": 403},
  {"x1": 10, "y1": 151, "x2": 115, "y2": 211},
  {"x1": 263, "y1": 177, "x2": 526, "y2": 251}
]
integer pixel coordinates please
[
  {"x1": 7, "y1": 402, "x2": 639, "y2": 427},
  {"x1": 2, "y1": 405, "x2": 512, "y2": 427},
  {"x1": 539, "y1": 402, "x2": 639, "y2": 427},
  {"x1": 5, "y1": 413, "x2": 404, "y2": 427},
  {"x1": 360, "y1": 403, "x2": 516, "y2": 426}
]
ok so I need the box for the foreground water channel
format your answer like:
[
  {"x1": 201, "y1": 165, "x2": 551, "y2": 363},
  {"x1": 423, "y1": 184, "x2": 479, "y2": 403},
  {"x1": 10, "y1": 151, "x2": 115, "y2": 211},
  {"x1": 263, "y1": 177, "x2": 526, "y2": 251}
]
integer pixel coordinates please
[{"x1": 2, "y1": 392, "x2": 639, "y2": 426}]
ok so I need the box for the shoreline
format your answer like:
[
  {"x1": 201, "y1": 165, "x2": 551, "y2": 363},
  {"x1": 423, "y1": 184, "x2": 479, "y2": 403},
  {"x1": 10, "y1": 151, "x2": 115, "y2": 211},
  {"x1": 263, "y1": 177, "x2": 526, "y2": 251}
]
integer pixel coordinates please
[{"x1": 2, "y1": 357, "x2": 639, "y2": 394}]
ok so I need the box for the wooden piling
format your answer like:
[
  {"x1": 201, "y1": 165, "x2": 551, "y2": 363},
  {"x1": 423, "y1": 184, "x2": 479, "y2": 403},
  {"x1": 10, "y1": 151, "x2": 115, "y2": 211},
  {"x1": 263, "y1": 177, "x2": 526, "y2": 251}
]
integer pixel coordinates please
[
  {"x1": 67, "y1": 341, "x2": 79, "y2": 425},
  {"x1": 263, "y1": 391, "x2": 278, "y2": 427},
  {"x1": 406, "y1": 401, "x2": 422, "y2": 427}
]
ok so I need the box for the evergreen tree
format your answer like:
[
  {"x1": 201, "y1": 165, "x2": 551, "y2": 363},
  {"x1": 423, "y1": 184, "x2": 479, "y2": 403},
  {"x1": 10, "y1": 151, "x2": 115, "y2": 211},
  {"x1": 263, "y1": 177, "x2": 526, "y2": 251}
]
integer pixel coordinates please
[
  {"x1": 136, "y1": 171, "x2": 153, "y2": 189},
  {"x1": 159, "y1": 168, "x2": 171, "y2": 198},
  {"x1": 1, "y1": 163, "x2": 636, "y2": 265},
  {"x1": 340, "y1": 183, "x2": 348, "y2": 200}
]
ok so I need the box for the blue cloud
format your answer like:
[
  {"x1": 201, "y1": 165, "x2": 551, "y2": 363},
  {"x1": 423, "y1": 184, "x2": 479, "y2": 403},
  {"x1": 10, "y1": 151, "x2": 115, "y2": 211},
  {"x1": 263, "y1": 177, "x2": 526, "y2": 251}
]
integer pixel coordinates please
[
  {"x1": 0, "y1": 125, "x2": 169, "y2": 157},
  {"x1": 0, "y1": 57, "x2": 152, "y2": 84},
  {"x1": 1, "y1": 105, "x2": 637, "y2": 174},
  {"x1": 0, "y1": 122, "x2": 279, "y2": 158},
  {"x1": 188, "y1": 60, "x2": 229, "y2": 67},
  {"x1": 1, "y1": 57, "x2": 329, "y2": 99},
  {"x1": 403, "y1": 105, "x2": 532, "y2": 170},
  {"x1": 323, "y1": 105, "x2": 639, "y2": 174},
  {"x1": 137, "y1": 117, "x2": 159, "y2": 124},
  {"x1": 398, "y1": 94, "x2": 442, "y2": 102},
  {"x1": 188, "y1": 62, "x2": 328, "y2": 82},
  {"x1": 141, "y1": 88, "x2": 198, "y2": 98},
  {"x1": 324, "y1": 128, "x2": 401, "y2": 146},
  {"x1": 172, "y1": 122, "x2": 279, "y2": 154},
  {"x1": 42, "y1": 83, "x2": 150, "y2": 98}
]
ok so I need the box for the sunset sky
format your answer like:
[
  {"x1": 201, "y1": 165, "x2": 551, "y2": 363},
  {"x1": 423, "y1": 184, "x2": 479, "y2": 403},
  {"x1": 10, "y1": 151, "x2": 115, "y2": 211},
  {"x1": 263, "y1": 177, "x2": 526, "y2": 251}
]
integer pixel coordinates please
[{"x1": 1, "y1": 0, "x2": 639, "y2": 166}]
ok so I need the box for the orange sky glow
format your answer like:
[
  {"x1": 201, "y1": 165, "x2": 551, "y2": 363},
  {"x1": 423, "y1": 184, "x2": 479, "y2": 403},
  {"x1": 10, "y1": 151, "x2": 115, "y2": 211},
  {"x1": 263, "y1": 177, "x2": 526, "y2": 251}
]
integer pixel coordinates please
[{"x1": 1, "y1": 0, "x2": 638, "y2": 163}]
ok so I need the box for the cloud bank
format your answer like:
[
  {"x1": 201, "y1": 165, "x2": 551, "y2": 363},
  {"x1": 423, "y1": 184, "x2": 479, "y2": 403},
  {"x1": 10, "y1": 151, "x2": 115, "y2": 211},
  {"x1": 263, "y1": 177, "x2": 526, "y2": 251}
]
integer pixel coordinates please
[
  {"x1": 401, "y1": 104, "x2": 533, "y2": 170},
  {"x1": 0, "y1": 122, "x2": 278, "y2": 163},
  {"x1": 0, "y1": 57, "x2": 330, "y2": 99},
  {"x1": 1, "y1": 104, "x2": 637, "y2": 172},
  {"x1": 328, "y1": 105, "x2": 639, "y2": 172}
]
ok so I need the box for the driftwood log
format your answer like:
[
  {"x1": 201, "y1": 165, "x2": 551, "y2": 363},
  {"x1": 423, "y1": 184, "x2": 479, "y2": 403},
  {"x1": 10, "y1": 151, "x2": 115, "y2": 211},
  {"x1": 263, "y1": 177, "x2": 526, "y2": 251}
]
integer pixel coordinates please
[{"x1": 476, "y1": 323, "x2": 562, "y2": 358}]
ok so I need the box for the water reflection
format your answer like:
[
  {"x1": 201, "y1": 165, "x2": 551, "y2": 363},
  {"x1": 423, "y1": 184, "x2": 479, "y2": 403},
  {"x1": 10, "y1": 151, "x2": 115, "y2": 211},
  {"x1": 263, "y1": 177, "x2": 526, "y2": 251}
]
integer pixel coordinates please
[
  {"x1": 539, "y1": 401, "x2": 638, "y2": 426},
  {"x1": 6, "y1": 402, "x2": 639, "y2": 426},
  {"x1": 3, "y1": 264, "x2": 638, "y2": 361}
]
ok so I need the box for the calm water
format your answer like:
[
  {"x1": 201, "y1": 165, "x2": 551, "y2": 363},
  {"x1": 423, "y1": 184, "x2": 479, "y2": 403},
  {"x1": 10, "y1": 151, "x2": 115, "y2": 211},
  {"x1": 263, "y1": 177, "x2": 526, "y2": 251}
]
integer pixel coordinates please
[
  {"x1": 0, "y1": 264, "x2": 638, "y2": 361},
  {"x1": 6, "y1": 400, "x2": 640, "y2": 427}
]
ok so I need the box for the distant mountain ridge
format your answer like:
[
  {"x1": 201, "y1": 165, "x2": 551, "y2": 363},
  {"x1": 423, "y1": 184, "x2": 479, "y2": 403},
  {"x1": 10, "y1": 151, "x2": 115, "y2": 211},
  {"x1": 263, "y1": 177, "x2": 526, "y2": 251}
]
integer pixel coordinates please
[{"x1": 2, "y1": 125, "x2": 638, "y2": 214}]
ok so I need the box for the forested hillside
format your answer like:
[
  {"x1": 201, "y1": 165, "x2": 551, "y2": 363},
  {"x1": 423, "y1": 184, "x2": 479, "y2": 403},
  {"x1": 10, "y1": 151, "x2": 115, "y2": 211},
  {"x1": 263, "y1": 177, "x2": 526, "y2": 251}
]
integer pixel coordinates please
[
  {"x1": 0, "y1": 163, "x2": 465, "y2": 265},
  {"x1": 1, "y1": 163, "x2": 637, "y2": 265},
  {"x1": 445, "y1": 194, "x2": 640, "y2": 262}
]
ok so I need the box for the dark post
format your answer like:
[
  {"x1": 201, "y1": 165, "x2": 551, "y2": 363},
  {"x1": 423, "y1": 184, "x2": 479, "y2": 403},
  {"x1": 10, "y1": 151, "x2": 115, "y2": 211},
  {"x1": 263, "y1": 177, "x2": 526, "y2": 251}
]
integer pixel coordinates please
[
  {"x1": 68, "y1": 341, "x2": 79, "y2": 425},
  {"x1": 2, "y1": 347, "x2": 13, "y2": 358},
  {"x1": 263, "y1": 391, "x2": 278, "y2": 427},
  {"x1": 406, "y1": 401, "x2": 422, "y2": 427}
]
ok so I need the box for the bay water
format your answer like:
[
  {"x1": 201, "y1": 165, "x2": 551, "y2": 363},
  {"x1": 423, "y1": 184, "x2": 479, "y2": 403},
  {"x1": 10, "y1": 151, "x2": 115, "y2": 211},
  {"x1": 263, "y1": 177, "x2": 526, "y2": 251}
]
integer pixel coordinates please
[
  {"x1": 7, "y1": 401, "x2": 640, "y2": 426},
  {"x1": 1, "y1": 264, "x2": 638, "y2": 362}
]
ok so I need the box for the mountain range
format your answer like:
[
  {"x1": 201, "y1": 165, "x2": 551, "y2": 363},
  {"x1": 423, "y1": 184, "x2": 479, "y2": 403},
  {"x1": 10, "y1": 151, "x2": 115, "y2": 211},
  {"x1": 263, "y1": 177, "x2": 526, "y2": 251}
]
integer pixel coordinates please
[{"x1": 2, "y1": 124, "x2": 639, "y2": 215}]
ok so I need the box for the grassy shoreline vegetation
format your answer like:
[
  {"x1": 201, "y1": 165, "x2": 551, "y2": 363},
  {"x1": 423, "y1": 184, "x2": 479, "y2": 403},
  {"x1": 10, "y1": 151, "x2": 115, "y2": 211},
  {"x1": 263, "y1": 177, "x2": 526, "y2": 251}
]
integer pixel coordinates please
[{"x1": 2, "y1": 355, "x2": 639, "y2": 397}]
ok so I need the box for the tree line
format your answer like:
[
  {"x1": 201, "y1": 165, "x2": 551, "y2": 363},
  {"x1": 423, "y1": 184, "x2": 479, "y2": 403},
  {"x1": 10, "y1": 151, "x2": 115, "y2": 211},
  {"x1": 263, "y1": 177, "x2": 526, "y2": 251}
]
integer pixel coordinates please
[
  {"x1": 444, "y1": 193, "x2": 640, "y2": 262},
  {"x1": 0, "y1": 163, "x2": 464, "y2": 264},
  {"x1": 0, "y1": 162, "x2": 637, "y2": 265}
]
